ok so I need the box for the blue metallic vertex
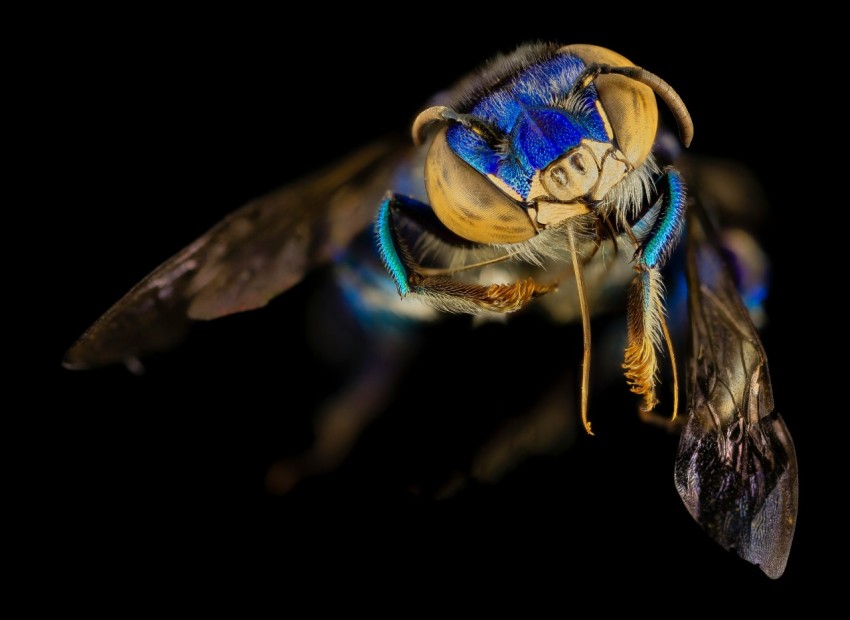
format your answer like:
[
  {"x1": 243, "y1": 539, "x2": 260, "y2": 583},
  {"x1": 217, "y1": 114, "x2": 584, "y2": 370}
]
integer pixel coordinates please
[
  {"x1": 642, "y1": 169, "x2": 687, "y2": 270},
  {"x1": 515, "y1": 108, "x2": 584, "y2": 169},
  {"x1": 446, "y1": 54, "x2": 609, "y2": 199},
  {"x1": 374, "y1": 196, "x2": 410, "y2": 296}
]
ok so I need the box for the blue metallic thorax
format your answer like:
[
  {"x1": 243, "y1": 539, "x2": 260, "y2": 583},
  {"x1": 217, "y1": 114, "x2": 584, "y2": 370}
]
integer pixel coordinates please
[{"x1": 446, "y1": 54, "x2": 609, "y2": 199}]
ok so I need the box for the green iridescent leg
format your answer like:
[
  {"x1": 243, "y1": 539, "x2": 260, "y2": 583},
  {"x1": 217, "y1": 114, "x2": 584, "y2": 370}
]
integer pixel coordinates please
[
  {"x1": 624, "y1": 168, "x2": 686, "y2": 415},
  {"x1": 375, "y1": 193, "x2": 555, "y2": 314}
]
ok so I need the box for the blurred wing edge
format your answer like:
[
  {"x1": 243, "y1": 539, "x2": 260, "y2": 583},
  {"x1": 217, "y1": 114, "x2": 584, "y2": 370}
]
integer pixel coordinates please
[
  {"x1": 63, "y1": 136, "x2": 407, "y2": 370},
  {"x1": 674, "y1": 200, "x2": 798, "y2": 579}
]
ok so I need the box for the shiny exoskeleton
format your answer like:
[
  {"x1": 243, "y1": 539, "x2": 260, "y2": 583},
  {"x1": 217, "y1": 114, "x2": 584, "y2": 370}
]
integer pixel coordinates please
[
  {"x1": 63, "y1": 43, "x2": 797, "y2": 578},
  {"x1": 376, "y1": 44, "x2": 690, "y2": 431}
]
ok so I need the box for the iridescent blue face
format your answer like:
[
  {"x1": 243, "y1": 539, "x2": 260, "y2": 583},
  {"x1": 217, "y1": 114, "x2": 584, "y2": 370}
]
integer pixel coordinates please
[
  {"x1": 417, "y1": 45, "x2": 659, "y2": 244},
  {"x1": 445, "y1": 54, "x2": 612, "y2": 201}
]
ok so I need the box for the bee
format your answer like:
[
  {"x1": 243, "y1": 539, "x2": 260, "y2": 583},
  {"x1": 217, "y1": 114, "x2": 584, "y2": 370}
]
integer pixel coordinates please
[{"x1": 63, "y1": 43, "x2": 797, "y2": 578}]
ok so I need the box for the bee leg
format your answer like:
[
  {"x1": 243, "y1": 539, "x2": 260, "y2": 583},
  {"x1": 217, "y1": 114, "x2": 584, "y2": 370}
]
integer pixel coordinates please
[
  {"x1": 624, "y1": 167, "x2": 687, "y2": 416},
  {"x1": 374, "y1": 193, "x2": 418, "y2": 298},
  {"x1": 436, "y1": 366, "x2": 579, "y2": 499},
  {"x1": 375, "y1": 193, "x2": 556, "y2": 313},
  {"x1": 265, "y1": 328, "x2": 416, "y2": 495}
]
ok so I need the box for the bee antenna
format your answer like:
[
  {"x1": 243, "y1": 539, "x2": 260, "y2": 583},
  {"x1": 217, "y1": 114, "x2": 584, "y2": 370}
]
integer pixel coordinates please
[
  {"x1": 571, "y1": 63, "x2": 694, "y2": 148},
  {"x1": 614, "y1": 66, "x2": 693, "y2": 148},
  {"x1": 412, "y1": 106, "x2": 505, "y2": 148},
  {"x1": 412, "y1": 106, "x2": 450, "y2": 146}
]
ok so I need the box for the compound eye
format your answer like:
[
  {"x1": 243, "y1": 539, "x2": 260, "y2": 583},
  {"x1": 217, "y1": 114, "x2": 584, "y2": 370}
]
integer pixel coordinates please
[{"x1": 424, "y1": 128, "x2": 536, "y2": 244}]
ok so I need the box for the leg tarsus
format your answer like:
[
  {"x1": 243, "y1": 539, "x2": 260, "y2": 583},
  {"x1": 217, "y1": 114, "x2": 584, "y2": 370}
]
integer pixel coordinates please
[{"x1": 374, "y1": 193, "x2": 557, "y2": 314}]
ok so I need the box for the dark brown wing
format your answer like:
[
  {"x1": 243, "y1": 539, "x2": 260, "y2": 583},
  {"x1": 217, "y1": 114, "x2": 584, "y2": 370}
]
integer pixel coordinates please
[
  {"x1": 675, "y1": 201, "x2": 798, "y2": 579},
  {"x1": 64, "y1": 137, "x2": 408, "y2": 370}
]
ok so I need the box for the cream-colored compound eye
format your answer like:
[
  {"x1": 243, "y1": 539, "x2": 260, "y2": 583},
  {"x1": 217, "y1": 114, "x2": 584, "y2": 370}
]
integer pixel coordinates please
[
  {"x1": 424, "y1": 127, "x2": 537, "y2": 244},
  {"x1": 561, "y1": 44, "x2": 658, "y2": 168}
]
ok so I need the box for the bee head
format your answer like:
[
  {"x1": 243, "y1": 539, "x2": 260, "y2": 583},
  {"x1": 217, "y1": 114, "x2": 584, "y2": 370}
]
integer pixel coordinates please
[{"x1": 411, "y1": 45, "x2": 691, "y2": 243}]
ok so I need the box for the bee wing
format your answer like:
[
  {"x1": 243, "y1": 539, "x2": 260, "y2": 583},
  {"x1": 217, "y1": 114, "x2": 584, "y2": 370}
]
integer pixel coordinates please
[
  {"x1": 64, "y1": 137, "x2": 408, "y2": 370},
  {"x1": 675, "y1": 201, "x2": 798, "y2": 579}
]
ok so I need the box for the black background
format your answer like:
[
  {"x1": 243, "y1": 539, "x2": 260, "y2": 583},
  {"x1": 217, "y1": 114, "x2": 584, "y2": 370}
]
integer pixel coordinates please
[{"x1": 29, "y1": 9, "x2": 833, "y2": 607}]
